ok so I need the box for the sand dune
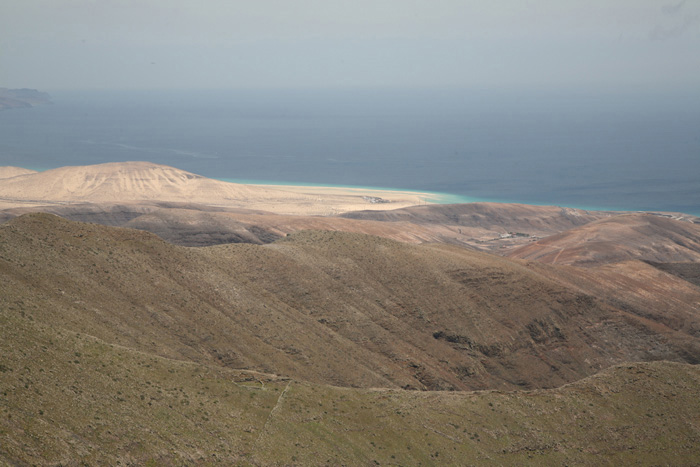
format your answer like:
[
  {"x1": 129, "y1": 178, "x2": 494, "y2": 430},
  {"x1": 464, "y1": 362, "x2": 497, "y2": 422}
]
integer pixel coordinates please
[
  {"x1": 0, "y1": 166, "x2": 38, "y2": 179},
  {"x1": 0, "y1": 161, "x2": 435, "y2": 215}
]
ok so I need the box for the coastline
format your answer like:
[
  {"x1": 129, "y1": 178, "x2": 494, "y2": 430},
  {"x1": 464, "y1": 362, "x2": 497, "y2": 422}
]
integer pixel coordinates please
[
  {"x1": 3, "y1": 88, "x2": 697, "y2": 218},
  {"x1": 236, "y1": 181, "x2": 700, "y2": 217},
  {"x1": 7, "y1": 166, "x2": 696, "y2": 216},
  {"x1": 217, "y1": 178, "x2": 476, "y2": 205},
  {"x1": 216, "y1": 177, "x2": 634, "y2": 213},
  {"x1": 0, "y1": 163, "x2": 460, "y2": 216}
]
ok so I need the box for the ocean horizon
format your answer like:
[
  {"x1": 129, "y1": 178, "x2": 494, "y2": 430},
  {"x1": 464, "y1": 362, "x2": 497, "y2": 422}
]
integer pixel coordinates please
[{"x1": 2, "y1": 88, "x2": 699, "y2": 216}]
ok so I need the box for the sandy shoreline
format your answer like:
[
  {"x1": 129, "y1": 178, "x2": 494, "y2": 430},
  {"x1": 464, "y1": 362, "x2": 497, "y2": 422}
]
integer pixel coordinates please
[
  {"x1": 232, "y1": 184, "x2": 443, "y2": 215},
  {"x1": 254, "y1": 183, "x2": 446, "y2": 201}
]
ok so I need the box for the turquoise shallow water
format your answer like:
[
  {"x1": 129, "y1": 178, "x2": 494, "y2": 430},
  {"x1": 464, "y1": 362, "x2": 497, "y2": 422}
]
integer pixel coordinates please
[
  {"x1": 217, "y1": 177, "x2": 476, "y2": 205},
  {"x1": 14, "y1": 167, "x2": 660, "y2": 213},
  {"x1": 217, "y1": 177, "x2": 632, "y2": 212},
  {"x1": 16, "y1": 166, "x2": 682, "y2": 214}
]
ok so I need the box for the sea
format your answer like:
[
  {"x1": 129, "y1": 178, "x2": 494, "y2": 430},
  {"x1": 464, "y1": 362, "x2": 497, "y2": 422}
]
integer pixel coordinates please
[{"x1": 1, "y1": 87, "x2": 699, "y2": 215}]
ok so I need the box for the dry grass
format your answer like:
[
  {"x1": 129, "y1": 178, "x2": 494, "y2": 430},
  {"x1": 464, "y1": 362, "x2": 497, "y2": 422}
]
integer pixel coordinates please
[{"x1": 2, "y1": 311, "x2": 700, "y2": 464}]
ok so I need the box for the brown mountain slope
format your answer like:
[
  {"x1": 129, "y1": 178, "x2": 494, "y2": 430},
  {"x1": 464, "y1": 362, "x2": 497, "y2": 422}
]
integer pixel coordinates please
[
  {"x1": 0, "y1": 201, "x2": 460, "y2": 246},
  {"x1": 340, "y1": 202, "x2": 627, "y2": 251},
  {"x1": 2, "y1": 213, "x2": 700, "y2": 392},
  {"x1": 0, "y1": 199, "x2": 622, "y2": 251},
  {"x1": 4, "y1": 305, "x2": 700, "y2": 464},
  {"x1": 507, "y1": 213, "x2": 700, "y2": 266},
  {"x1": 647, "y1": 261, "x2": 700, "y2": 287},
  {"x1": 529, "y1": 259, "x2": 700, "y2": 361},
  {"x1": 0, "y1": 202, "x2": 287, "y2": 245},
  {"x1": 122, "y1": 206, "x2": 458, "y2": 247},
  {"x1": 342, "y1": 202, "x2": 614, "y2": 234}
]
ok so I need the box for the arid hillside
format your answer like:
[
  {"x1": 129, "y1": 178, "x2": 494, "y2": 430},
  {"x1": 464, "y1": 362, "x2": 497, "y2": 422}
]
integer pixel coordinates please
[
  {"x1": 4, "y1": 305, "x2": 700, "y2": 465},
  {"x1": 507, "y1": 213, "x2": 700, "y2": 266},
  {"x1": 0, "y1": 201, "x2": 467, "y2": 247},
  {"x1": 2, "y1": 213, "x2": 700, "y2": 464},
  {"x1": 342, "y1": 202, "x2": 613, "y2": 234},
  {"x1": 0, "y1": 196, "x2": 629, "y2": 251},
  {"x1": 2, "y1": 213, "x2": 700, "y2": 392}
]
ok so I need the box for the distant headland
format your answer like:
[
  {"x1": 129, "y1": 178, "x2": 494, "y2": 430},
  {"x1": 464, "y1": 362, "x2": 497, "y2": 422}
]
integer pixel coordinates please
[{"x1": 0, "y1": 88, "x2": 52, "y2": 111}]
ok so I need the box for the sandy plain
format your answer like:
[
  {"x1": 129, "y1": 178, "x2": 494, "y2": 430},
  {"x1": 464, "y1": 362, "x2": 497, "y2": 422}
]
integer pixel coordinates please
[{"x1": 0, "y1": 162, "x2": 441, "y2": 215}]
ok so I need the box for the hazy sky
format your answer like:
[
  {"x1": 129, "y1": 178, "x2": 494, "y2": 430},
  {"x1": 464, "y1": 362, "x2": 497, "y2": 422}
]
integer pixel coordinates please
[{"x1": 1, "y1": 0, "x2": 699, "y2": 90}]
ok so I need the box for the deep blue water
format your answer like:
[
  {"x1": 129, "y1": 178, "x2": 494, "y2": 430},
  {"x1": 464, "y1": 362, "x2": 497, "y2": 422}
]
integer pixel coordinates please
[{"x1": 1, "y1": 88, "x2": 698, "y2": 215}]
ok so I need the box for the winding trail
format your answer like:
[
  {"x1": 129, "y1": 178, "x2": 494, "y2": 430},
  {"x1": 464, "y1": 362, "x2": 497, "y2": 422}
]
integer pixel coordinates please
[
  {"x1": 253, "y1": 380, "x2": 292, "y2": 449},
  {"x1": 552, "y1": 247, "x2": 565, "y2": 265}
]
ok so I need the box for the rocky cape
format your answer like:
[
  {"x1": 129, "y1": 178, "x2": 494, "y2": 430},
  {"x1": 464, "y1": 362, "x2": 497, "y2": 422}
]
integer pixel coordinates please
[{"x1": 0, "y1": 88, "x2": 52, "y2": 111}]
